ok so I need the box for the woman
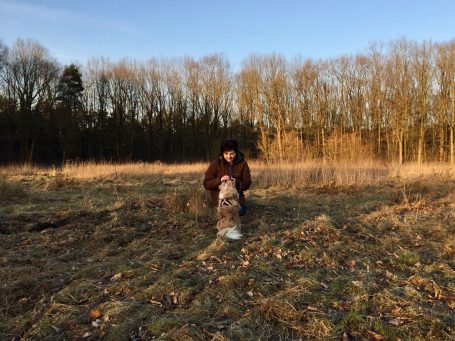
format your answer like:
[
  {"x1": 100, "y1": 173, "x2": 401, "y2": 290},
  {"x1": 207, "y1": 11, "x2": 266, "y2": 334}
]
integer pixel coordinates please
[{"x1": 203, "y1": 139, "x2": 251, "y2": 215}]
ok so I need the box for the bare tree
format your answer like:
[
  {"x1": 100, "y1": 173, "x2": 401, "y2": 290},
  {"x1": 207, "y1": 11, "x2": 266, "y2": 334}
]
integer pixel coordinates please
[
  {"x1": 411, "y1": 41, "x2": 434, "y2": 164},
  {"x1": 435, "y1": 41, "x2": 455, "y2": 163},
  {"x1": 5, "y1": 39, "x2": 59, "y2": 161},
  {"x1": 385, "y1": 40, "x2": 413, "y2": 164},
  {"x1": 367, "y1": 43, "x2": 387, "y2": 158},
  {"x1": 291, "y1": 58, "x2": 319, "y2": 159},
  {"x1": 237, "y1": 56, "x2": 266, "y2": 157},
  {"x1": 3, "y1": 37, "x2": 455, "y2": 164}
]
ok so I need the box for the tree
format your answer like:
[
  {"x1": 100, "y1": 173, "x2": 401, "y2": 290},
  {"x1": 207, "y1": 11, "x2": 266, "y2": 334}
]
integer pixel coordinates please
[
  {"x1": 56, "y1": 64, "x2": 84, "y2": 112},
  {"x1": 55, "y1": 64, "x2": 84, "y2": 160},
  {"x1": 0, "y1": 40, "x2": 13, "y2": 162},
  {"x1": 411, "y1": 41, "x2": 433, "y2": 164},
  {"x1": 5, "y1": 39, "x2": 59, "y2": 162}
]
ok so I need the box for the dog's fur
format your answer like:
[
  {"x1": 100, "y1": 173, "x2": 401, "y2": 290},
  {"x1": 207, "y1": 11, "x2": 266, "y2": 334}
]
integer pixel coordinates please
[{"x1": 216, "y1": 179, "x2": 242, "y2": 240}]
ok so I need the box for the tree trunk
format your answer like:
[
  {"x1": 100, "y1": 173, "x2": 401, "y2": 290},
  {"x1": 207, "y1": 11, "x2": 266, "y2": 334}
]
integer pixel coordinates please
[
  {"x1": 450, "y1": 125, "x2": 454, "y2": 165},
  {"x1": 417, "y1": 124, "x2": 424, "y2": 164},
  {"x1": 276, "y1": 119, "x2": 283, "y2": 161},
  {"x1": 321, "y1": 127, "x2": 326, "y2": 163},
  {"x1": 439, "y1": 124, "x2": 445, "y2": 162}
]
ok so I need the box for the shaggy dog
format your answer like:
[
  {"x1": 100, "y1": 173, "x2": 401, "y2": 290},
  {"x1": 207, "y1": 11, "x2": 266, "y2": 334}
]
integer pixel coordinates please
[{"x1": 216, "y1": 179, "x2": 242, "y2": 240}]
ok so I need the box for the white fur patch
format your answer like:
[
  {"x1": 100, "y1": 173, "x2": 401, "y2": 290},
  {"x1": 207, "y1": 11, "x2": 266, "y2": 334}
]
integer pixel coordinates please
[{"x1": 217, "y1": 226, "x2": 242, "y2": 240}]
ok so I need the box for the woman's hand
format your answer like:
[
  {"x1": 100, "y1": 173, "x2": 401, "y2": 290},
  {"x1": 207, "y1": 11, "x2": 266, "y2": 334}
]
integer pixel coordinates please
[{"x1": 221, "y1": 175, "x2": 231, "y2": 182}]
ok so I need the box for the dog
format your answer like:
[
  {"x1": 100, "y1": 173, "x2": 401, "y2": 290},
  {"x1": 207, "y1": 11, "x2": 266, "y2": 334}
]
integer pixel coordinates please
[{"x1": 216, "y1": 178, "x2": 242, "y2": 240}]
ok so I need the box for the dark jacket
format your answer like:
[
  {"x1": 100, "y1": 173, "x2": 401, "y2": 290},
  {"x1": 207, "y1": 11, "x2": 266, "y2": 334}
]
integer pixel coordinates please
[{"x1": 203, "y1": 152, "x2": 251, "y2": 205}]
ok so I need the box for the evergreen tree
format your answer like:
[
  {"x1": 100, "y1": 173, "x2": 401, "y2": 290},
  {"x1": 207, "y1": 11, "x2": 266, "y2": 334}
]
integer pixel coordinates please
[
  {"x1": 56, "y1": 64, "x2": 84, "y2": 112},
  {"x1": 55, "y1": 64, "x2": 84, "y2": 160}
]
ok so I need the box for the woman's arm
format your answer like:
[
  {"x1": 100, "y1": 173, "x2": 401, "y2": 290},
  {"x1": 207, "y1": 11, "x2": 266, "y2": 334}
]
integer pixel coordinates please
[
  {"x1": 203, "y1": 160, "x2": 222, "y2": 190},
  {"x1": 238, "y1": 161, "x2": 251, "y2": 191}
]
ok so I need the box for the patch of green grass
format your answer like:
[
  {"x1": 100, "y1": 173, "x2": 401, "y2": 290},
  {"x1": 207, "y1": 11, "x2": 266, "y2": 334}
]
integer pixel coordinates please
[
  {"x1": 329, "y1": 278, "x2": 350, "y2": 294},
  {"x1": 146, "y1": 317, "x2": 184, "y2": 336},
  {"x1": 398, "y1": 250, "x2": 420, "y2": 266},
  {"x1": 341, "y1": 307, "x2": 368, "y2": 331},
  {"x1": 370, "y1": 319, "x2": 404, "y2": 340}
]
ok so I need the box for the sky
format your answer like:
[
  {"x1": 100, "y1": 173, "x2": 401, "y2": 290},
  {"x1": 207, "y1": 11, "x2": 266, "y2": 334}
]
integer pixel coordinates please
[{"x1": 1, "y1": 0, "x2": 455, "y2": 70}]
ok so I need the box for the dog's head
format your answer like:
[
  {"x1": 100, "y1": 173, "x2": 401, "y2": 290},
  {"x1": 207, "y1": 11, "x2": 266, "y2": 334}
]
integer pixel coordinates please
[{"x1": 218, "y1": 178, "x2": 238, "y2": 201}]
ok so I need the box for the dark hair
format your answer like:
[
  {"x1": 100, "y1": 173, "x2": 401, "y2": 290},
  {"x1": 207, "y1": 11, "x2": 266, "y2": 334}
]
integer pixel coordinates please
[{"x1": 220, "y1": 139, "x2": 238, "y2": 153}]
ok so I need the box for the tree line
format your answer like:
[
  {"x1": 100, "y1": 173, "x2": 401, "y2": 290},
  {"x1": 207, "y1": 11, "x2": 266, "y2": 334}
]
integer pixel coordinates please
[{"x1": 1, "y1": 38, "x2": 455, "y2": 164}]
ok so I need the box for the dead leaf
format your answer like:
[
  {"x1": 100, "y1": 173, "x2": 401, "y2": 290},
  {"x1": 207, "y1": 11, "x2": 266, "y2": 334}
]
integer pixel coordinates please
[
  {"x1": 367, "y1": 330, "x2": 384, "y2": 340},
  {"x1": 110, "y1": 272, "x2": 123, "y2": 281},
  {"x1": 351, "y1": 280, "x2": 363, "y2": 288},
  {"x1": 89, "y1": 309, "x2": 102, "y2": 319},
  {"x1": 164, "y1": 292, "x2": 179, "y2": 305},
  {"x1": 433, "y1": 282, "x2": 442, "y2": 299},
  {"x1": 391, "y1": 307, "x2": 401, "y2": 317},
  {"x1": 388, "y1": 318, "x2": 403, "y2": 326},
  {"x1": 149, "y1": 299, "x2": 163, "y2": 307}
]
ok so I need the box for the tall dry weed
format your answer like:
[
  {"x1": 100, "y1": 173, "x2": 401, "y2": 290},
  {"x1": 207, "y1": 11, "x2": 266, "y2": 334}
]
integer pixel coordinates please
[
  {"x1": 388, "y1": 162, "x2": 455, "y2": 180},
  {"x1": 253, "y1": 160, "x2": 455, "y2": 188},
  {"x1": 61, "y1": 161, "x2": 207, "y2": 180},
  {"x1": 0, "y1": 163, "x2": 48, "y2": 177},
  {"x1": 252, "y1": 160, "x2": 389, "y2": 188},
  {"x1": 1, "y1": 160, "x2": 454, "y2": 189}
]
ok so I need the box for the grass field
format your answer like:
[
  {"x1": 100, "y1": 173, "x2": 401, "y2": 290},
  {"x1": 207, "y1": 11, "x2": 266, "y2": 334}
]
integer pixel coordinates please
[{"x1": 1, "y1": 161, "x2": 454, "y2": 340}]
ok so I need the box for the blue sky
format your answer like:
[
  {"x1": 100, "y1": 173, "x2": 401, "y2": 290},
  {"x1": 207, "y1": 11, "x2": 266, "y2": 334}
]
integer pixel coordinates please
[{"x1": 1, "y1": 0, "x2": 455, "y2": 70}]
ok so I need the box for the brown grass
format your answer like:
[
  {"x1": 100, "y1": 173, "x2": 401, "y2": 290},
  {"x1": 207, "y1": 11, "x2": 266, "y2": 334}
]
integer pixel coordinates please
[
  {"x1": 0, "y1": 160, "x2": 454, "y2": 340},
  {"x1": 61, "y1": 161, "x2": 208, "y2": 180},
  {"x1": 2, "y1": 160, "x2": 454, "y2": 184}
]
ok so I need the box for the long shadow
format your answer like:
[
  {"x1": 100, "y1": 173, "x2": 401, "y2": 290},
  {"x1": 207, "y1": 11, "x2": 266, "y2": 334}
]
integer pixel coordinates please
[{"x1": 241, "y1": 183, "x2": 397, "y2": 233}]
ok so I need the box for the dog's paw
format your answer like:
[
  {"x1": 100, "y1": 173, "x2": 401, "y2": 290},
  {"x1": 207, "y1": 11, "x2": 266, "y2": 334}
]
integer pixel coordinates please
[{"x1": 217, "y1": 227, "x2": 242, "y2": 240}]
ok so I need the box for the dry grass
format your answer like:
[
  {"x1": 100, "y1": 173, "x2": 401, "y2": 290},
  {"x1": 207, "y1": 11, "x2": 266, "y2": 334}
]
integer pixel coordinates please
[
  {"x1": 2, "y1": 159, "x2": 454, "y2": 185},
  {"x1": 61, "y1": 161, "x2": 208, "y2": 180},
  {"x1": 0, "y1": 160, "x2": 454, "y2": 340},
  {"x1": 0, "y1": 163, "x2": 47, "y2": 177},
  {"x1": 253, "y1": 160, "x2": 455, "y2": 188}
]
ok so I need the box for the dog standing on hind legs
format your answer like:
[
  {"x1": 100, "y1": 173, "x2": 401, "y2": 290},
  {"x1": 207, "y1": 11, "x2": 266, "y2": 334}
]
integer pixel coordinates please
[{"x1": 216, "y1": 178, "x2": 242, "y2": 240}]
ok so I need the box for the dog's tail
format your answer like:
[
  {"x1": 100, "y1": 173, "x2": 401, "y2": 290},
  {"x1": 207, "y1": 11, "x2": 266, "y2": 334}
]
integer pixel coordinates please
[{"x1": 217, "y1": 226, "x2": 242, "y2": 240}]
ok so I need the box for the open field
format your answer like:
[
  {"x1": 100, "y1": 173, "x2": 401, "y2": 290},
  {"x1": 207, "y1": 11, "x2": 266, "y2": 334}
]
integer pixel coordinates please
[{"x1": 1, "y1": 162, "x2": 454, "y2": 340}]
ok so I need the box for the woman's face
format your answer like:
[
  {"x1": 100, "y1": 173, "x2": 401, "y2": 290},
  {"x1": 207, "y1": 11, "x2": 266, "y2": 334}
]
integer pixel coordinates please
[{"x1": 223, "y1": 150, "x2": 236, "y2": 163}]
